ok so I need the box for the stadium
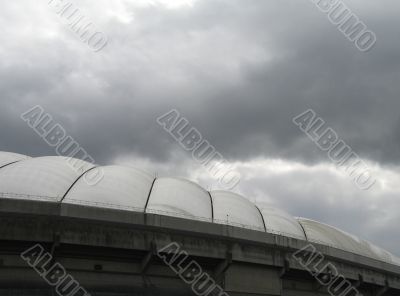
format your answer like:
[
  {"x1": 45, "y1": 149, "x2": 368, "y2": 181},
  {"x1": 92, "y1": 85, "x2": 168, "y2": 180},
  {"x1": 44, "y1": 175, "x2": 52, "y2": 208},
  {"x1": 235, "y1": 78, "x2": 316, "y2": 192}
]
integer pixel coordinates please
[{"x1": 0, "y1": 151, "x2": 399, "y2": 296}]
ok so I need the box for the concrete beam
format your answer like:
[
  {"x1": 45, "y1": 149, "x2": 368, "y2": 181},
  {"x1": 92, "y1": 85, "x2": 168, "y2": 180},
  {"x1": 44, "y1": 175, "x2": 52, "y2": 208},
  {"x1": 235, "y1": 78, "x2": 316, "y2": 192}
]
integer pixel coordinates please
[
  {"x1": 280, "y1": 256, "x2": 290, "y2": 278},
  {"x1": 354, "y1": 274, "x2": 364, "y2": 289},
  {"x1": 376, "y1": 280, "x2": 389, "y2": 296},
  {"x1": 214, "y1": 252, "x2": 233, "y2": 282},
  {"x1": 50, "y1": 232, "x2": 60, "y2": 256},
  {"x1": 141, "y1": 241, "x2": 156, "y2": 274}
]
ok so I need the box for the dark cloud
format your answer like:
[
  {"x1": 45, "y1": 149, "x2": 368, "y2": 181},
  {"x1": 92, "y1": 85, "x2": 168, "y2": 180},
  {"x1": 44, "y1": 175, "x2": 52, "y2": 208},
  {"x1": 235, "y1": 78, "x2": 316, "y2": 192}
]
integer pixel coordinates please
[{"x1": 1, "y1": 0, "x2": 400, "y2": 165}]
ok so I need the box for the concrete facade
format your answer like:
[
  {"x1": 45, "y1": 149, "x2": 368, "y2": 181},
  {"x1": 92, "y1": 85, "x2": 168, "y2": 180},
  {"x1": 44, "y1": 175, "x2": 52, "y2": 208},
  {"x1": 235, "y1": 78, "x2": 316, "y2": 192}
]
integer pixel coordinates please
[{"x1": 0, "y1": 199, "x2": 399, "y2": 296}]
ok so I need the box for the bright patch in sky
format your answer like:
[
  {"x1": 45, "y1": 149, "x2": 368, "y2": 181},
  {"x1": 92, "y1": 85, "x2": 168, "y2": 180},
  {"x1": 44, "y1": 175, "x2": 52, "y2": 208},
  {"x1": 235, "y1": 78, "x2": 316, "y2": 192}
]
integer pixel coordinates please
[{"x1": 147, "y1": 0, "x2": 195, "y2": 9}]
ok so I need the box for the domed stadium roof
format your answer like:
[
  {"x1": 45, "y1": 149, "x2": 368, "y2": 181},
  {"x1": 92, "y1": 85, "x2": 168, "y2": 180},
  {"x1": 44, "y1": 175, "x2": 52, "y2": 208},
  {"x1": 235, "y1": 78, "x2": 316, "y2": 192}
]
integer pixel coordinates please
[{"x1": 0, "y1": 151, "x2": 398, "y2": 266}]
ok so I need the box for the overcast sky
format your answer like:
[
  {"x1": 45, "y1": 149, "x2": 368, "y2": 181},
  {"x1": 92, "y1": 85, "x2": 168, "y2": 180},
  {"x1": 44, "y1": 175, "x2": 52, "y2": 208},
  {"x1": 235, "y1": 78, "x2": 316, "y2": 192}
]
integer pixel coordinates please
[{"x1": 1, "y1": 0, "x2": 399, "y2": 255}]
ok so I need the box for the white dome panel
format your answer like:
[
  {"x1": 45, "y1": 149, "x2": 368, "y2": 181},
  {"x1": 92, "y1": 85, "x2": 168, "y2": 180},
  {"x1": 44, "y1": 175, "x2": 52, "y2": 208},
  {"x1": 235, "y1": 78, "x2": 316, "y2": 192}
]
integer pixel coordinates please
[
  {"x1": 366, "y1": 242, "x2": 394, "y2": 264},
  {"x1": 146, "y1": 178, "x2": 212, "y2": 222},
  {"x1": 64, "y1": 165, "x2": 155, "y2": 211},
  {"x1": 0, "y1": 156, "x2": 93, "y2": 202},
  {"x1": 298, "y1": 218, "x2": 370, "y2": 256},
  {"x1": 0, "y1": 152, "x2": 30, "y2": 168},
  {"x1": 257, "y1": 205, "x2": 306, "y2": 239},
  {"x1": 392, "y1": 254, "x2": 400, "y2": 266},
  {"x1": 211, "y1": 191, "x2": 265, "y2": 232}
]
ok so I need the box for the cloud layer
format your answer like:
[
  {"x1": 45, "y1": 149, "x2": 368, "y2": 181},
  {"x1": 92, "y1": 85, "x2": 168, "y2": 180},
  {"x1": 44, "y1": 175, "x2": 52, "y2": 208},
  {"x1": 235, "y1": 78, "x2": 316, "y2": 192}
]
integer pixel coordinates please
[{"x1": 1, "y1": 0, "x2": 399, "y2": 254}]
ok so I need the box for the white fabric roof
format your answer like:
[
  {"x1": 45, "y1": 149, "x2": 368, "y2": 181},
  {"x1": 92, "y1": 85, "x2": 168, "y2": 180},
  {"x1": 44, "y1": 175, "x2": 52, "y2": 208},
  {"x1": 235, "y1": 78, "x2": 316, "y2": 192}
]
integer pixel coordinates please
[{"x1": 0, "y1": 151, "x2": 398, "y2": 266}]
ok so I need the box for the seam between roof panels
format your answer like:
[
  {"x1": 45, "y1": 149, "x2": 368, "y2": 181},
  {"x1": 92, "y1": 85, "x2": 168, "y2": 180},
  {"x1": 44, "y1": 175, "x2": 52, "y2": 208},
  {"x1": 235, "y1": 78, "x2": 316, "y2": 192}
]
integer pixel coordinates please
[
  {"x1": 207, "y1": 191, "x2": 214, "y2": 223},
  {"x1": 60, "y1": 166, "x2": 100, "y2": 203},
  {"x1": 254, "y1": 204, "x2": 267, "y2": 232},
  {"x1": 0, "y1": 159, "x2": 27, "y2": 170},
  {"x1": 144, "y1": 177, "x2": 157, "y2": 213},
  {"x1": 297, "y1": 220, "x2": 309, "y2": 241}
]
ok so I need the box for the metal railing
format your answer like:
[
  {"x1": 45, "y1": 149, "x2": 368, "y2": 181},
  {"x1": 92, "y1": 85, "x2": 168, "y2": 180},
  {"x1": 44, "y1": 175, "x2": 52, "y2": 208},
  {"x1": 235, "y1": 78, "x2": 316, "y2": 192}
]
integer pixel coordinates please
[{"x1": 0, "y1": 192, "x2": 305, "y2": 240}]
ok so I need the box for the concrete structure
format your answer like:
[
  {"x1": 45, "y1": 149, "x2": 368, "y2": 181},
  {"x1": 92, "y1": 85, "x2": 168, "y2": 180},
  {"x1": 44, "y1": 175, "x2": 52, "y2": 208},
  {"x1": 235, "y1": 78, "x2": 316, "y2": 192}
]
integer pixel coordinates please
[{"x1": 0, "y1": 151, "x2": 399, "y2": 295}]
